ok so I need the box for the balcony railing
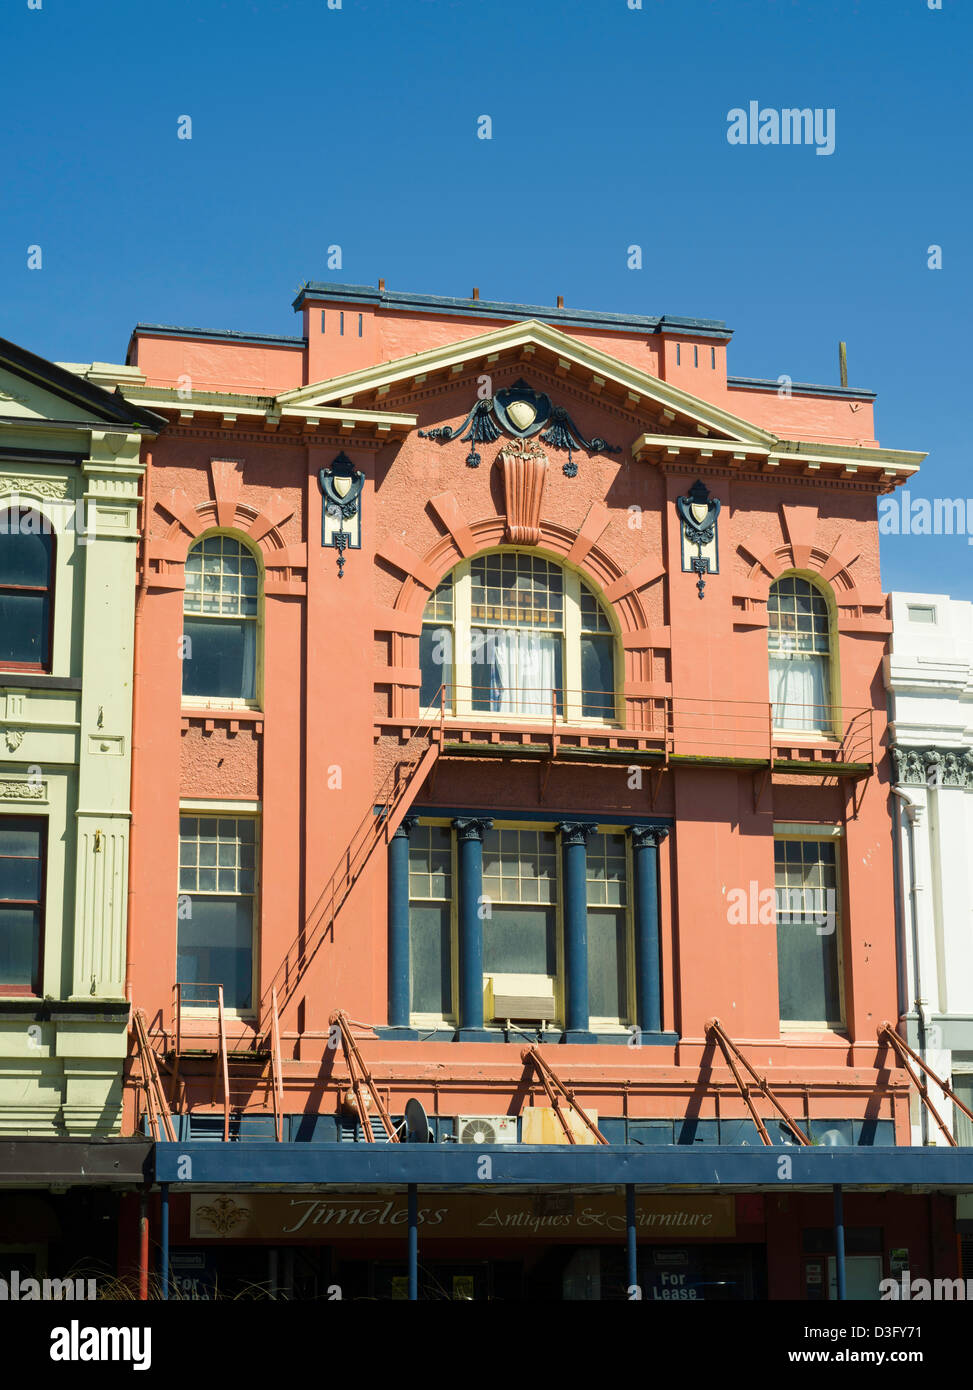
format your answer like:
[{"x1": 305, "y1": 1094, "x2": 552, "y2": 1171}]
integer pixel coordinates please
[{"x1": 407, "y1": 686, "x2": 875, "y2": 771}]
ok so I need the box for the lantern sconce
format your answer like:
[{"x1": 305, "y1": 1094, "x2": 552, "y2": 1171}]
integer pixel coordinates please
[
  {"x1": 319, "y1": 451, "x2": 364, "y2": 577},
  {"x1": 676, "y1": 479, "x2": 721, "y2": 599}
]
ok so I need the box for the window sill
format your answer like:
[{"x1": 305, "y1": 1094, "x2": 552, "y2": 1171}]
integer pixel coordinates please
[
  {"x1": 376, "y1": 1024, "x2": 679, "y2": 1046},
  {"x1": 181, "y1": 698, "x2": 262, "y2": 714}
]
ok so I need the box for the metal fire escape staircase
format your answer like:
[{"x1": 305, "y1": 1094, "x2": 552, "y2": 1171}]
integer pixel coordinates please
[{"x1": 132, "y1": 700, "x2": 442, "y2": 1141}]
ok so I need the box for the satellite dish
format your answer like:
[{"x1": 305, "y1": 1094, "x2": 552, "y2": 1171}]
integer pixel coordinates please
[{"x1": 404, "y1": 1097, "x2": 432, "y2": 1144}]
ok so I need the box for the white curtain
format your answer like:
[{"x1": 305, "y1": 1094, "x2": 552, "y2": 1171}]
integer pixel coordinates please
[
  {"x1": 770, "y1": 652, "x2": 829, "y2": 731},
  {"x1": 488, "y1": 629, "x2": 558, "y2": 716}
]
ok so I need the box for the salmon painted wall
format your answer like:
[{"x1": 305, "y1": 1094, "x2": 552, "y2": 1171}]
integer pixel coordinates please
[{"x1": 123, "y1": 289, "x2": 910, "y2": 1139}]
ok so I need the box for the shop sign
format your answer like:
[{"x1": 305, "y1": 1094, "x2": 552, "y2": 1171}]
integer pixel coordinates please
[{"x1": 189, "y1": 1192, "x2": 736, "y2": 1242}]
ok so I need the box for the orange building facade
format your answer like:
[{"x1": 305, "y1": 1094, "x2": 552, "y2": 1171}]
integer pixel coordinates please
[{"x1": 115, "y1": 283, "x2": 956, "y2": 1300}]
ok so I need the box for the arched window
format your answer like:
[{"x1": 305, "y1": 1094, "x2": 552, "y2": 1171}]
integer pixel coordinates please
[
  {"x1": 420, "y1": 551, "x2": 617, "y2": 722},
  {"x1": 767, "y1": 575, "x2": 833, "y2": 733},
  {"x1": 182, "y1": 535, "x2": 259, "y2": 701},
  {"x1": 0, "y1": 508, "x2": 54, "y2": 672}
]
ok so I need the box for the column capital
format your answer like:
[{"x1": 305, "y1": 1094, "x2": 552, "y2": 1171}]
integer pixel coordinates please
[
  {"x1": 628, "y1": 824, "x2": 670, "y2": 850},
  {"x1": 393, "y1": 815, "x2": 419, "y2": 840},
  {"x1": 452, "y1": 816, "x2": 493, "y2": 842},
  {"x1": 556, "y1": 821, "x2": 597, "y2": 846}
]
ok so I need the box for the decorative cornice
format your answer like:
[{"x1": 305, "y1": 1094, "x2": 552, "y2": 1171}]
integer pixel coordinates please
[{"x1": 892, "y1": 746, "x2": 973, "y2": 788}]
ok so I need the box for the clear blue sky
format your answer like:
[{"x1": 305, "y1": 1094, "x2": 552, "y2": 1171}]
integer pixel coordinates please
[{"x1": 2, "y1": 0, "x2": 969, "y2": 598}]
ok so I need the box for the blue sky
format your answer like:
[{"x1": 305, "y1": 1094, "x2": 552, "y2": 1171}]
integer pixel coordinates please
[{"x1": 2, "y1": 0, "x2": 969, "y2": 598}]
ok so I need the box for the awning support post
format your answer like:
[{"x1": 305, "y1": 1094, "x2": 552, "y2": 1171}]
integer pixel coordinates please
[
  {"x1": 160, "y1": 1182, "x2": 170, "y2": 1302},
  {"x1": 408, "y1": 1183, "x2": 418, "y2": 1302},
  {"x1": 833, "y1": 1183, "x2": 846, "y2": 1302},
  {"x1": 626, "y1": 1184, "x2": 638, "y2": 1297}
]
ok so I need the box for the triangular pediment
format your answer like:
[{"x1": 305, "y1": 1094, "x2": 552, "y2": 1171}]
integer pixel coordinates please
[
  {"x1": 0, "y1": 338, "x2": 165, "y2": 433},
  {"x1": 278, "y1": 319, "x2": 777, "y2": 448}
]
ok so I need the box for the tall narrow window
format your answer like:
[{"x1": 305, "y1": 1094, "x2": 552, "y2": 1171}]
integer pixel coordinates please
[
  {"x1": 768, "y1": 576, "x2": 832, "y2": 732},
  {"x1": 419, "y1": 579, "x2": 454, "y2": 712},
  {"x1": 580, "y1": 579, "x2": 615, "y2": 718},
  {"x1": 586, "y1": 832, "x2": 629, "y2": 1022},
  {"x1": 177, "y1": 815, "x2": 257, "y2": 1011},
  {"x1": 0, "y1": 817, "x2": 45, "y2": 995},
  {"x1": 775, "y1": 837, "x2": 841, "y2": 1027},
  {"x1": 0, "y1": 511, "x2": 54, "y2": 671},
  {"x1": 183, "y1": 535, "x2": 259, "y2": 701},
  {"x1": 481, "y1": 827, "x2": 558, "y2": 978},
  {"x1": 408, "y1": 824, "x2": 453, "y2": 1019}
]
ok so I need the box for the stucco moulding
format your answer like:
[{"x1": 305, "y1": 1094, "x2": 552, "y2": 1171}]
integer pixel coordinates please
[
  {"x1": 0, "y1": 475, "x2": 71, "y2": 500},
  {"x1": 498, "y1": 440, "x2": 548, "y2": 545},
  {"x1": 0, "y1": 777, "x2": 47, "y2": 802},
  {"x1": 892, "y1": 746, "x2": 973, "y2": 788}
]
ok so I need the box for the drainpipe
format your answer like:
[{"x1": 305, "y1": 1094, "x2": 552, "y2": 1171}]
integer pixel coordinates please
[
  {"x1": 124, "y1": 451, "x2": 151, "y2": 1007},
  {"x1": 891, "y1": 785, "x2": 930, "y2": 1144}
]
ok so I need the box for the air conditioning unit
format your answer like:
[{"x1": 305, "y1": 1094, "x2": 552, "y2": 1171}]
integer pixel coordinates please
[
  {"x1": 455, "y1": 1115, "x2": 518, "y2": 1145},
  {"x1": 484, "y1": 974, "x2": 557, "y2": 1025}
]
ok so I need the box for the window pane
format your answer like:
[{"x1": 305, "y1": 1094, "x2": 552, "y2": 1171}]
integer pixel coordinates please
[
  {"x1": 777, "y1": 916, "x2": 840, "y2": 1022},
  {"x1": 419, "y1": 626, "x2": 452, "y2": 710},
  {"x1": 0, "y1": 591, "x2": 49, "y2": 666},
  {"x1": 581, "y1": 634, "x2": 614, "y2": 717},
  {"x1": 182, "y1": 617, "x2": 256, "y2": 699},
  {"x1": 184, "y1": 536, "x2": 259, "y2": 618},
  {"x1": 0, "y1": 906, "x2": 40, "y2": 988},
  {"x1": 177, "y1": 896, "x2": 253, "y2": 1010},
  {"x1": 0, "y1": 523, "x2": 53, "y2": 587},
  {"x1": 0, "y1": 856, "x2": 42, "y2": 900},
  {"x1": 484, "y1": 905, "x2": 556, "y2": 975},
  {"x1": 588, "y1": 909, "x2": 627, "y2": 1019},
  {"x1": 409, "y1": 903, "x2": 452, "y2": 1015}
]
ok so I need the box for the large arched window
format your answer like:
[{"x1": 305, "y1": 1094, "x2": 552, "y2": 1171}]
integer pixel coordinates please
[
  {"x1": 767, "y1": 575, "x2": 833, "y2": 733},
  {"x1": 182, "y1": 534, "x2": 260, "y2": 701},
  {"x1": 420, "y1": 552, "x2": 617, "y2": 722},
  {"x1": 0, "y1": 508, "x2": 54, "y2": 672}
]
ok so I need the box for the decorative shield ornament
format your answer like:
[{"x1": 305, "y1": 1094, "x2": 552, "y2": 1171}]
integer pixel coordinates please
[
  {"x1": 493, "y1": 380, "x2": 552, "y2": 438},
  {"x1": 676, "y1": 479, "x2": 721, "y2": 600},
  {"x1": 319, "y1": 451, "x2": 365, "y2": 577},
  {"x1": 333, "y1": 474, "x2": 353, "y2": 498},
  {"x1": 506, "y1": 399, "x2": 537, "y2": 431}
]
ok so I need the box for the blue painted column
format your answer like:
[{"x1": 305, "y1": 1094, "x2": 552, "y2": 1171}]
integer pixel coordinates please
[
  {"x1": 453, "y1": 818, "x2": 493, "y2": 1040},
  {"x1": 557, "y1": 822, "x2": 596, "y2": 1042},
  {"x1": 160, "y1": 1182, "x2": 170, "y2": 1301},
  {"x1": 629, "y1": 826, "x2": 670, "y2": 1035},
  {"x1": 833, "y1": 1183, "x2": 846, "y2": 1301},
  {"x1": 626, "y1": 1183, "x2": 638, "y2": 1298},
  {"x1": 387, "y1": 815, "x2": 417, "y2": 1031},
  {"x1": 408, "y1": 1184, "x2": 419, "y2": 1301}
]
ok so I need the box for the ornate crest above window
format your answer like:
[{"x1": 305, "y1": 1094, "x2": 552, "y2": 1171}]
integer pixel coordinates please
[
  {"x1": 319, "y1": 451, "x2": 364, "y2": 577},
  {"x1": 676, "y1": 479, "x2": 721, "y2": 599},
  {"x1": 418, "y1": 379, "x2": 620, "y2": 475}
]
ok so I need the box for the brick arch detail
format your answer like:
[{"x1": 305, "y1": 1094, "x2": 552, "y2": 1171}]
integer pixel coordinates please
[
  {"x1": 741, "y1": 545, "x2": 862, "y2": 607},
  {"x1": 392, "y1": 517, "x2": 654, "y2": 639},
  {"x1": 155, "y1": 496, "x2": 291, "y2": 567}
]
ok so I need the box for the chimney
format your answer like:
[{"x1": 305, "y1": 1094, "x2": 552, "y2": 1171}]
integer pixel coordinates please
[
  {"x1": 556, "y1": 295, "x2": 564, "y2": 309},
  {"x1": 472, "y1": 287, "x2": 479, "y2": 301},
  {"x1": 378, "y1": 278, "x2": 386, "y2": 292}
]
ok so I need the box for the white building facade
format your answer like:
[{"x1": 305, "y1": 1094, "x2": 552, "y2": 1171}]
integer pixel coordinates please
[{"x1": 885, "y1": 591, "x2": 973, "y2": 1145}]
